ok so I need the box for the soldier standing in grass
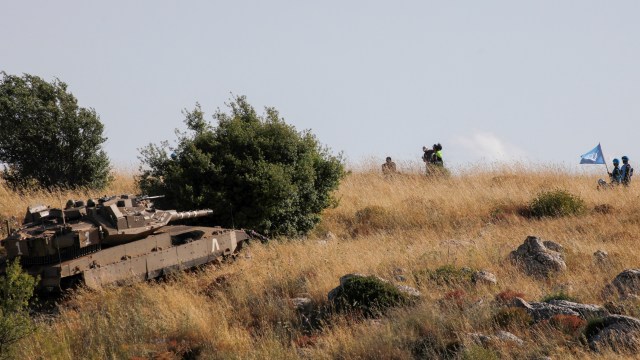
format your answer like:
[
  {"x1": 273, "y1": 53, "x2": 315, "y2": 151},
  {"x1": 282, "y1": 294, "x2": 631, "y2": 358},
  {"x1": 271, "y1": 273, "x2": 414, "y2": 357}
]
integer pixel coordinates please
[
  {"x1": 422, "y1": 145, "x2": 435, "y2": 175},
  {"x1": 382, "y1": 157, "x2": 397, "y2": 175},
  {"x1": 431, "y1": 143, "x2": 444, "y2": 167},
  {"x1": 608, "y1": 158, "x2": 622, "y2": 185},
  {"x1": 621, "y1": 156, "x2": 633, "y2": 186}
]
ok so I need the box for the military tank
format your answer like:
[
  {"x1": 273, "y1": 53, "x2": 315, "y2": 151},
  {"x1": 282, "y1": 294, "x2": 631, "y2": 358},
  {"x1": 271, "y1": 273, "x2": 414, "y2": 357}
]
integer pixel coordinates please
[{"x1": 0, "y1": 194, "x2": 260, "y2": 291}]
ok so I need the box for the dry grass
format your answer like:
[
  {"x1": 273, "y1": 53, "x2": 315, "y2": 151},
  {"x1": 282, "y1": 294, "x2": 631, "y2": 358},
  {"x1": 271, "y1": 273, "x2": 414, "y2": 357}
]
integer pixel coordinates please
[{"x1": 8, "y1": 165, "x2": 640, "y2": 359}]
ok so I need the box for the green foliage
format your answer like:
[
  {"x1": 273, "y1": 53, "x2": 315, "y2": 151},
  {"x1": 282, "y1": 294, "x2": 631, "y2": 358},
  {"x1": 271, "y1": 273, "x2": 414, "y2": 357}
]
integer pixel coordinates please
[
  {"x1": 331, "y1": 276, "x2": 413, "y2": 317},
  {"x1": 583, "y1": 317, "x2": 607, "y2": 342},
  {"x1": 138, "y1": 96, "x2": 344, "y2": 236},
  {"x1": 460, "y1": 345, "x2": 499, "y2": 360},
  {"x1": 492, "y1": 307, "x2": 533, "y2": 328},
  {"x1": 528, "y1": 189, "x2": 586, "y2": 218},
  {"x1": 0, "y1": 72, "x2": 111, "y2": 189},
  {"x1": 0, "y1": 258, "x2": 37, "y2": 358},
  {"x1": 541, "y1": 291, "x2": 579, "y2": 303},
  {"x1": 414, "y1": 265, "x2": 474, "y2": 287}
]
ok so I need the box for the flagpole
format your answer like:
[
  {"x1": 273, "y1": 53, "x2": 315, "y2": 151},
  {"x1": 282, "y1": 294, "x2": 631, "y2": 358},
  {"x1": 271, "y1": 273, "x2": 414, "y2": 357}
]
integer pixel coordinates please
[{"x1": 601, "y1": 143, "x2": 610, "y2": 174}]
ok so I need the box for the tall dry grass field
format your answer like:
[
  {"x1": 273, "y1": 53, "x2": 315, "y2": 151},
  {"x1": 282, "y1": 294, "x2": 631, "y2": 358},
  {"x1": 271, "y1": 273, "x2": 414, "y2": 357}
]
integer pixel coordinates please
[{"x1": 8, "y1": 166, "x2": 640, "y2": 359}]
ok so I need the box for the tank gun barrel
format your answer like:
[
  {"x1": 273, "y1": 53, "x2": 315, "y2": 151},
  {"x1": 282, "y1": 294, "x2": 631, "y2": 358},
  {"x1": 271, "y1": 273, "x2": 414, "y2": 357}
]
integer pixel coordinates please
[{"x1": 168, "y1": 209, "x2": 214, "y2": 221}]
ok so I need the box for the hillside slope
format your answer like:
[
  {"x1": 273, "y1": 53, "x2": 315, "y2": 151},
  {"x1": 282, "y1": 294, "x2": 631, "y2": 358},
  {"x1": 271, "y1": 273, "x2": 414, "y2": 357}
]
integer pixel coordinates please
[{"x1": 11, "y1": 168, "x2": 640, "y2": 359}]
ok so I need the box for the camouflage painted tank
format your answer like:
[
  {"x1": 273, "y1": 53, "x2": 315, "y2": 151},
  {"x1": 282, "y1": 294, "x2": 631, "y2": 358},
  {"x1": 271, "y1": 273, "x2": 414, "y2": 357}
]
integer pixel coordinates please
[{"x1": 0, "y1": 194, "x2": 260, "y2": 291}]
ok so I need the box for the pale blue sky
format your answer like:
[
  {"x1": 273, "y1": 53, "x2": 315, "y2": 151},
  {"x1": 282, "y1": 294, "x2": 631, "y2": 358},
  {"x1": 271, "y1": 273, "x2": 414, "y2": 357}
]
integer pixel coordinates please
[{"x1": 2, "y1": 1, "x2": 639, "y2": 170}]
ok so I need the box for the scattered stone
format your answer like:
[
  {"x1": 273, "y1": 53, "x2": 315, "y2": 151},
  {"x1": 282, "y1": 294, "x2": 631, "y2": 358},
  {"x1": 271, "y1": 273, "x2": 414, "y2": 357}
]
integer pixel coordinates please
[
  {"x1": 472, "y1": 270, "x2": 497, "y2": 285},
  {"x1": 543, "y1": 240, "x2": 564, "y2": 253},
  {"x1": 509, "y1": 236, "x2": 566, "y2": 277},
  {"x1": 468, "y1": 330, "x2": 523, "y2": 347},
  {"x1": 587, "y1": 315, "x2": 640, "y2": 352},
  {"x1": 494, "y1": 331, "x2": 524, "y2": 346},
  {"x1": 289, "y1": 297, "x2": 312, "y2": 312},
  {"x1": 396, "y1": 284, "x2": 422, "y2": 297},
  {"x1": 604, "y1": 269, "x2": 640, "y2": 298},
  {"x1": 325, "y1": 232, "x2": 337, "y2": 241},
  {"x1": 512, "y1": 297, "x2": 608, "y2": 321},
  {"x1": 594, "y1": 250, "x2": 608, "y2": 263},
  {"x1": 395, "y1": 275, "x2": 406, "y2": 282}
]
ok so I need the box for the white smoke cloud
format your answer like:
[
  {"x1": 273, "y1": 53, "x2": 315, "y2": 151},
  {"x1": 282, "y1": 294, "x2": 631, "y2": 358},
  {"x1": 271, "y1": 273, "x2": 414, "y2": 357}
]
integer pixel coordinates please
[{"x1": 453, "y1": 132, "x2": 526, "y2": 162}]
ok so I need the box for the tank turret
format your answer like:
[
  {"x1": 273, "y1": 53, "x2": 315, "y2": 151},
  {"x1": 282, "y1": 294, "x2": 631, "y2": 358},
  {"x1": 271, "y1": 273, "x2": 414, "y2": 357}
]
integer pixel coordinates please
[{"x1": 0, "y1": 195, "x2": 257, "y2": 290}]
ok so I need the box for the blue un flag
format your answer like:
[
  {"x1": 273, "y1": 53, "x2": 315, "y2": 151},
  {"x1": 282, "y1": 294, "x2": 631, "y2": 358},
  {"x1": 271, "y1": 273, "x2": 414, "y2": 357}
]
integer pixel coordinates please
[{"x1": 580, "y1": 143, "x2": 605, "y2": 164}]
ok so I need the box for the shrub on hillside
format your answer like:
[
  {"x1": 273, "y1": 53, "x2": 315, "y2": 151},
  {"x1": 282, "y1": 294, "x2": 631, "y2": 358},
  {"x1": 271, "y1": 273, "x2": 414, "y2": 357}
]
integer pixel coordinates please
[
  {"x1": 541, "y1": 291, "x2": 579, "y2": 303},
  {"x1": 414, "y1": 265, "x2": 474, "y2": 287},
  {"x1": 330, "y1": 276, "x2": 413, "y2": 317},
  {"x1": 138, "y1": 96, "x2": 345, "y2": 236},
  {"x1": 528, "y1": 189, "x2": 586, "y2": 218},
  {"x1": 0, "y1": 72, "x2": 111, "y2": 189},
  {"x1": 0, "y1": 259, "x2": 37, "y2": 359}
]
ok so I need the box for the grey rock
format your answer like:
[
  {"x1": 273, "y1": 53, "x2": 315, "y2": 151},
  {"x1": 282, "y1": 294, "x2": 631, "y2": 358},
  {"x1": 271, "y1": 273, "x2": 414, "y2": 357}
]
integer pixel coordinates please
[
  {"x1": 594, "y1": 250, "x2": 608, "y2": 262},
  {"x1": 396, "y1": 284, "x2": 422, "y2": 297},
  {"x1": 510, "y1": 236, "x2": 566, "y2": 277},
  {"x1": 606, "y1": 269, "x2": 640, "y2": 298},
  {"x1": 512, "y1": 297, "x2": 608, "y2": 321},
  {"x1": 543, "y1": 240, "x2": 564, "y2": 253},
  {"x1": 290, "y1": 297, "x2": 313, "y2": 312},
  {"x1": 327, "y1": 287, "x2": 340, "y2": 302},
  {"x1": 472, "y1": 270, "x2": 497, "y2": 285},
  {"x1": 495, "y1": 331, "x2": 524, "y2": 346},
  {"x1": 468, "y1": 331, "x2": 523, "y2": 347},
  {"x1": 587, "y1": 315, "x2": 640, "y2": 352},
  {"x1": 547, "y1": 300, "x2": 609, "y2": 319}
]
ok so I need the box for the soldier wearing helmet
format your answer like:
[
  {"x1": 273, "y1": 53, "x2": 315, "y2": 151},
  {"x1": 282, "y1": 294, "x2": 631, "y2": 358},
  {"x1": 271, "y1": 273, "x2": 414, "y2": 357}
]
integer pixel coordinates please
[
  {"x1": 608, "y1": 158, "x2": 622, "y2": 184},
  {"x1": 621, "y1": 156, "x2": 633, "y2": 186}
]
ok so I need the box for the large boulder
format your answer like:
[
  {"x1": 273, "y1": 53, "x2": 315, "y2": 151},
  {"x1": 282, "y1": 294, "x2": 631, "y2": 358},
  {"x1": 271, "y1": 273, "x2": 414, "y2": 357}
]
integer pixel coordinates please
[
  {"x1": 509, "y1": 236, "x2": 566, "y2": 277},
  {"x1": 587, "y1": 315, "x2": 640, "y2": 352},
  {"x1": 603, "y1": 269, "x2": 640, "y2": 298},
  {"x1": 512, "y1": 297, "x2": 608, "y2": 322}
]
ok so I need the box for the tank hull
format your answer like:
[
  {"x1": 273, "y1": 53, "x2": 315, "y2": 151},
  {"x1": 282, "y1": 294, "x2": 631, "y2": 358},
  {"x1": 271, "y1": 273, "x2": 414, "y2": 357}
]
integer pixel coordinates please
[{"x1": 29, "y1": 226, "x2": 249, "y2": 290}]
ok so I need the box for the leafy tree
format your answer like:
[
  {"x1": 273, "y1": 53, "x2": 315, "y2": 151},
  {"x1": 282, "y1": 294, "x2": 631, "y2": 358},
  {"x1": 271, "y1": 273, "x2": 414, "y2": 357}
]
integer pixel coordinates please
[
  {"x1": 0, "y1": 259, "x2": 37, "y2": 358},
  {"x1": 138, "y1": 96, "x2": 345, "y2": 236},
  {"x1": 0, "y1": 72, "x2": 111, "y2": 189}
]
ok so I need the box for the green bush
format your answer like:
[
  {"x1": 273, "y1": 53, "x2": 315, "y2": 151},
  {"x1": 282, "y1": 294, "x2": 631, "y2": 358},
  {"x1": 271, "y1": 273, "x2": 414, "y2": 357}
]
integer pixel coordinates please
[
  {"x1": 0, "y1": 72, "x2": 111, "y2": 189},
  {"x1": 528, "y1": 189, "x2": 586, "y2": 218},
  {"x1": 541, "y1": 291, "x2": 579, "y2": 303},
  {"x1": 138, "y1": 96, "x2": 345, "y2": 236},
  {"x1": 0, "y1": 258, "x2": 38, "y2": 358},
  {"x1": 331, "y1": 276, "x2": 413, "y2": 317},
  {"x1": 461, "y1": 345, "x2": 499, "y2": 360},
  {"x1": 414, "y1": 265, "x2": 474, "y2": 287}
]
